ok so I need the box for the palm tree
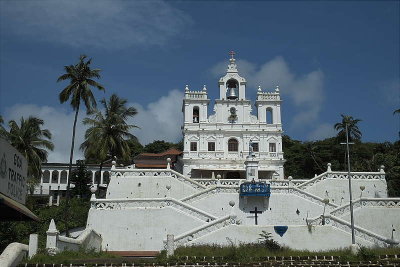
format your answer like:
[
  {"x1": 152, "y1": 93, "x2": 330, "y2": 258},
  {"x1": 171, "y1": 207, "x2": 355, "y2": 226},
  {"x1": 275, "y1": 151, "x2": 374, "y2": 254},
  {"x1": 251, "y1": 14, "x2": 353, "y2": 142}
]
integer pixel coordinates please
[
  {"x1": 0, "y1": 115, "x2": 5, "y2": 137},
  {"x1": 1, "y1": 116, "x2": 54, "y2": 192},
  {"x1": 80, "y1": 94, "x2": 138, "y2": 164},
  {"x1": 57, "y1": 55, "x2": 105, "y2": 228},
  {"x1": 334, "y1": 114, "x2": 362, "y2": 141}
]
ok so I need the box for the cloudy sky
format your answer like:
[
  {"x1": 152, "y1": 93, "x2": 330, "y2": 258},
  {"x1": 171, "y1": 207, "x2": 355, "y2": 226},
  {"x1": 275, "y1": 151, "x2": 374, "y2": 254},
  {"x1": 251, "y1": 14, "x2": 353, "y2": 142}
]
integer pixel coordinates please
[{"x1": 0, "y1": 0, "x2": 399, "y2": 162}]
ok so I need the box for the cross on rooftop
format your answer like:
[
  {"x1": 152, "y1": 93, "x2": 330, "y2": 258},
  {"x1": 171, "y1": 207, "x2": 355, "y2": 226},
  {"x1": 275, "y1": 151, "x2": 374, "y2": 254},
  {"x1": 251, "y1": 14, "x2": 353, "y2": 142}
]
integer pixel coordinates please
[
  {"x1": 229, "y1": 50, "x2": 236, "y2": 59},
  {"x1": 250, "y1": 207, "x2": 262, "y2": 225}
]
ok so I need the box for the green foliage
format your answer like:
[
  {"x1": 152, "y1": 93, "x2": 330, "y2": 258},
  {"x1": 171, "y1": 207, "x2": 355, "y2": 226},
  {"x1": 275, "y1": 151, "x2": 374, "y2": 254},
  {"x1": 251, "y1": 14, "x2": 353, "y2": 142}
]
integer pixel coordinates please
[
  {"x1": 57, "y1": 55, "x2": 105, "y2": 111},
  {"x1": 258, "y1": 231, "x2": 281, "y2": 250},
  {"x1": 81, "y1": 94, "x2": 138, "y2": 163},
  {"x1": 283, "y1": 134, "x2": 400, "y2": 196},
  {"x1": 0, "y1": 116, "x2": 54, "y2": 192},
  {"x1": 127, "y1": 138, "x2": 144, "y2": 158},
  {"x1": 356, "y1": 246, "x2": 377, "y2": 261},
  {"x1": 0, "y1": 198, "x2": 90, "y2": 251},
  {"x1": 334, "y1": 114, "x2": 362, "y2": 141},
  {"x1": 144, "y1": 140, "x2": 181, "y2": 153},
  {"x1": 26, "y1": 248, "x2": 118, "y2": 264},
  {"x1": 70, "y1": 160, "x2": 92, "y2": 199},
  {"x1": 157, "y1": 245, "x2": 400, "y2": 264}
]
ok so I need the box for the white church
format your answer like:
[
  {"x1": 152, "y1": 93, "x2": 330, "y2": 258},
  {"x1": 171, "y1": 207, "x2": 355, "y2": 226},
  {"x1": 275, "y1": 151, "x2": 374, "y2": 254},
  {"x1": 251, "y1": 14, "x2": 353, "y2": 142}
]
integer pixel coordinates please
[
  {"x1": 42, "y1": 53, "x2": 399, "y2": 254},
  {"x1": 180, "y1": 52, "x2": 284, "y2": 180}
]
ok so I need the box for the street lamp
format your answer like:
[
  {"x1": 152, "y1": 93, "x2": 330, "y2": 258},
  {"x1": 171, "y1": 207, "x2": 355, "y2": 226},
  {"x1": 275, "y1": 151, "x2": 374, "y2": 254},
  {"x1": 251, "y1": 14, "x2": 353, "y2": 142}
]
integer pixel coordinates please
[{"x1": 340, "y1": 123, "x2": 356, "y2": 248}]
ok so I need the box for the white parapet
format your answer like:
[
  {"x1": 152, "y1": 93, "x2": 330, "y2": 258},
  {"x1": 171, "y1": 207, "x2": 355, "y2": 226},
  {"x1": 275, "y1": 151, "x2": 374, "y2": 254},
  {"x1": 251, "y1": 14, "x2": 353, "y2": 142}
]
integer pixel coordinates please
[{"x1": 0, "y1": 242, "x2": 28, "y2": 267}]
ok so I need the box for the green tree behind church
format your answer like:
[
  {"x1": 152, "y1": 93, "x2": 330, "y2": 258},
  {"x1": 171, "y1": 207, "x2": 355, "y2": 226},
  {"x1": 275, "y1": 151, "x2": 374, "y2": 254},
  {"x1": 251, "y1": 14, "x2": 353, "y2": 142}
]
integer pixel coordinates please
[{"x1": 80, "y1": 94, "x2": 138, "y2": 163}]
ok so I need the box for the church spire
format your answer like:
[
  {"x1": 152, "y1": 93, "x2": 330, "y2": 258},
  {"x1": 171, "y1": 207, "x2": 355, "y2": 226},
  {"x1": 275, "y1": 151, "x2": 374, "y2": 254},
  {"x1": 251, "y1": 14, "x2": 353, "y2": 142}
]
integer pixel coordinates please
[{"x1": 227, "y1": 50, "x2": 238, "y2": 73}]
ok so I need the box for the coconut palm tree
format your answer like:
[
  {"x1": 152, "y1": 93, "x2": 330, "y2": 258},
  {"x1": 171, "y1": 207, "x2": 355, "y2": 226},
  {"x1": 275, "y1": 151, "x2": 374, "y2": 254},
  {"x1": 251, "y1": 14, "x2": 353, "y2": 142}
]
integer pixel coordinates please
[
  {"x1": 80, "y1": 94, "x2": 138, "y2": 164},
  {"x1": 57, "y1": 55, "x2": 105, "y2": 200},
  {"x1": 58, "y1": 55, "x2": 104, "y2": 235},
  {"x1": 0, "y1": 115, "x2": 5, "y2": 137},
  {"x1": 1, "y1": 116, "x2": 54, "y2": 192},
  {"x1": 334, "y1": 114, "x2": 362, "y2": 141}
]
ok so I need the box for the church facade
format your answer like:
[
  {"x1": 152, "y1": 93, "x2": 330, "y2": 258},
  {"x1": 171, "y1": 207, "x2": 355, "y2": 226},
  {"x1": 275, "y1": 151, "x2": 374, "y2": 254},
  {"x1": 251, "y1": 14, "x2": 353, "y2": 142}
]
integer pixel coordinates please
[
  {"x1": 42, "y1": 53, "x2": 400, "y2": 255},
  {"x1": 181, "y1": 54, "x2": 285, "y2": 180}
]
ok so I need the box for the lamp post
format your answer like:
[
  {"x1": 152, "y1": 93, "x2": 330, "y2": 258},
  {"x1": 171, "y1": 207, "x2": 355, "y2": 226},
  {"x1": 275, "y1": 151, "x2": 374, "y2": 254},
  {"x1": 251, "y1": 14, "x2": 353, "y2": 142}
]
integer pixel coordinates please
[{"x1": 341, "y1": 123, "x2": 356, "y2": 248}]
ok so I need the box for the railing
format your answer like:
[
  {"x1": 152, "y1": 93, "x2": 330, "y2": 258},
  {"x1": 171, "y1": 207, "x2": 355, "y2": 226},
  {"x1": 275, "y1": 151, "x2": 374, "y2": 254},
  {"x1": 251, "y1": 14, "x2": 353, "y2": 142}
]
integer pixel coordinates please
[
  {"x1": 172, "y1": 214, "x2": 238, "y2": 246},
  {"x1": 257, "y1": 92, "x2": 280, "y2": 101},
  {"x1": 91, "y1": 197, "x2": 216, "y2": 222},
  {"x1": 331, "y1": 198, "x2": 400, "y2": 218},
  {"x1": 271, "y1": 187, "x2": 338, "y2": 208},
  {"x1": 192, "y1": 179, "x2": 307, "y2": 187},
  {"x1": 184, "y1": 151, "x2": 284, "y2": 160},
  {"x1": 57, "y1": 229, "x2": 102, "y2": 252},
  {"x1": 240, "y1": 182, "x2": 271, "y2": 197},
  {"x1": 181, "y1": 186, "x2": 239, "y2": 203},
  {"x1": 185, "y1": 90, "x2": 208, "y2": 100},
  {"x1": 111, "y1": 168, "x2": 206, "y2": 190},
  {"x1": 308, "y1": 214, "x2": 398, "y2": 247},
  {"x1": 298, "y1": 171, "x2": 385, "y2": 190}
]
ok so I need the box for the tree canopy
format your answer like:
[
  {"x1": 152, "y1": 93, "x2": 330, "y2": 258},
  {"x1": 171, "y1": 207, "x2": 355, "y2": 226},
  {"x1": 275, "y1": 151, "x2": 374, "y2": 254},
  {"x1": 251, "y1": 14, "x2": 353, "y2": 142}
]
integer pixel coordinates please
[
  {"x1": 334, "y1": 114, "x2": 362, "y2": 141},
  {"x1": 0, "y1": 116, "x2": 54, "y2": 192},
  {"x1": 81, "y1": 94, "x2": 138, "y2": 163}
]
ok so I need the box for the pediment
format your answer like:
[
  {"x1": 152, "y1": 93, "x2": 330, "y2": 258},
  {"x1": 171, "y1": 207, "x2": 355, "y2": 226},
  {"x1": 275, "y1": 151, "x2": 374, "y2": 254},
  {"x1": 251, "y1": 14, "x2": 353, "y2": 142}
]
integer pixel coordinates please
[{"x1": 188, "y1": 135, "x2": 200, "y2": 141}]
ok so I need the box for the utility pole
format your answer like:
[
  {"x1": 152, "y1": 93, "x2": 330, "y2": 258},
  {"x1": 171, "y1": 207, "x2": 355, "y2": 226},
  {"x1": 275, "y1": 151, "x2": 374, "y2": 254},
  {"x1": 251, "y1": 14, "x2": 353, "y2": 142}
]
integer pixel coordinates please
[{"x1": 342, "y1": 123, "x2": 356, "y2": 247}]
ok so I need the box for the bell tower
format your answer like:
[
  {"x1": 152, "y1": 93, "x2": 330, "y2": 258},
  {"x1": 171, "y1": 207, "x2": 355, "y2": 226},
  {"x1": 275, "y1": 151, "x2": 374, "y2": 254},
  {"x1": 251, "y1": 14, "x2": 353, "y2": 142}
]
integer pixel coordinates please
[{"x1": 219, "y1": 51, "x2": 247, "y2": 100}]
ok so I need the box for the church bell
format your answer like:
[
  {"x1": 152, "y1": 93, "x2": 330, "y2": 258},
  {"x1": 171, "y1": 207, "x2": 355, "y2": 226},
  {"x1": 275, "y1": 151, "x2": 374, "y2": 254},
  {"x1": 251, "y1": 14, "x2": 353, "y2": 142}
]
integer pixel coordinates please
[{"x1": 227, "y1": 87, "x2": 238, "y2": 100}]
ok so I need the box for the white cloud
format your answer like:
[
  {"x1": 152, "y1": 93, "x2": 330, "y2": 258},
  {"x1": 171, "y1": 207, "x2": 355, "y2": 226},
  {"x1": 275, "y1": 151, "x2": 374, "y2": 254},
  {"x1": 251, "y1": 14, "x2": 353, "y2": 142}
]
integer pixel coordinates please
[
  {"x1": 131, "y1": 90, "x2": 183, "y2": 145},
  {"x1": 0, "y1": 0, "x2": 192, "y2": 49},
  {"x1": 307, "y1": 123, "x2": 336, "y2": 141},
  {"x1": 210, "y1": 56, "x2": 325, "y2": 129},
  {"x1": 379, "y1": 79, "x2": 399, "y2": 105},
  {"x1": 3, "y1": 104, "x2": 86, "y2": 163},
  {"x1": 2, "y1": 89, "x2": 184, "y2": 162}
]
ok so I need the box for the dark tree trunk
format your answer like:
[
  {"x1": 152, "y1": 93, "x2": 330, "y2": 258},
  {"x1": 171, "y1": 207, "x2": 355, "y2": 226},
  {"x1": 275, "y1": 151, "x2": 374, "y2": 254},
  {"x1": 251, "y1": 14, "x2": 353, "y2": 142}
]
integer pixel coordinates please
[{"x1": 64, "y1": 103, "x2": 80, "y2": 236}]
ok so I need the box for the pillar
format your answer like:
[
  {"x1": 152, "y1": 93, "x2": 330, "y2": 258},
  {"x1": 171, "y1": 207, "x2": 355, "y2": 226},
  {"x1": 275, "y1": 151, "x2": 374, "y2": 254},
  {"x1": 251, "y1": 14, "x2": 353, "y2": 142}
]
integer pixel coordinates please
[
  {"x1": 29, "y1": 234, "x2": 38, "y2": 259},
  {"x1": 46, "y1": 219, "x2": 59, "y2": 255},
  {"x1": 166, "y1": 234, "x2": 175, "y2": 257}
]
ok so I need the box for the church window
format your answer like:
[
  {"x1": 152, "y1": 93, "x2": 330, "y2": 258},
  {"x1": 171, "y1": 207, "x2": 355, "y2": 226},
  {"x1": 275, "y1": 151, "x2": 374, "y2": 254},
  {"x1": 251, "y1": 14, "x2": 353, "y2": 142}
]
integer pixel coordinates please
[
  {"x1": 251, "y1": 142, "x2": 259, "y2": 152},
  {"x1": 228, "y1": 138, "x2": 238, "y2": 152},
  {"x1": 193, "y1": 106, "x2": 199, "y2": 123},
  {"x1": 269, "y1": 143, "x2": 276, "y2": 152},
  {"x1": 208, "y1": 142, "x2": 215, "y2": 151},
  {"x1": 266, "y1": 108, "x2": 273, "y2": 124},
  {"x1": 190, "y1": 142, "x2": 198, "y2": 151}
]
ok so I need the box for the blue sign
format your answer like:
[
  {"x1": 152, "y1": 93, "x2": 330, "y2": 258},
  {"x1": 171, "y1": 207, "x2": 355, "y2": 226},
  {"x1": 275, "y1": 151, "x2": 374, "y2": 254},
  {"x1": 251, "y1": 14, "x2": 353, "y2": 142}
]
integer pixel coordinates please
[{"x1": 240, "y1": 182, "x2": 270, "y2": 197}]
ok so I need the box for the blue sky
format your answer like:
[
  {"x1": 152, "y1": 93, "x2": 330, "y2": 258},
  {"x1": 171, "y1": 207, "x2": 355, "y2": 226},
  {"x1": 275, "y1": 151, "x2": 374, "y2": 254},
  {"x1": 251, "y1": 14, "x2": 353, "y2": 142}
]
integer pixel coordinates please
[{"x1": 0, "y1": 0, "x2": 399, "y2": 162}]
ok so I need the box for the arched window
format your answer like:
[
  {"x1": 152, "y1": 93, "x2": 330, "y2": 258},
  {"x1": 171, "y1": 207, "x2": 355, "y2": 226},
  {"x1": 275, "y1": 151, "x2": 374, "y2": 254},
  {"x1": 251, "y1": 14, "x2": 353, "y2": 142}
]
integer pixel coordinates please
[
  {"x1": 60, "y1": 171, "x2": 68, "y2": 184},
  {"x1": 103, "y1": 171, "x2": 110, "y2": 184},
  {"x1": 266, "y1": 108, "x2": 273, "y2": 124},
  {"x1": 95, "y1": 171, "x2": 101, "y2": 184},
  {"x1": 193, "y1": 106, "x2": 199, "y2": 123},
  {"x1": 226, "y1": 79, "x2": 238, "y2": 100},
  {"x1": 51, "y1": 171, "x2": 59, "y2": 184},
  {"x1": 42, "y1": 170, "x2": 50, "y2": 183},
  {"x1": 228, "y1": 138, "x2": 239, "y2": 152}
]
